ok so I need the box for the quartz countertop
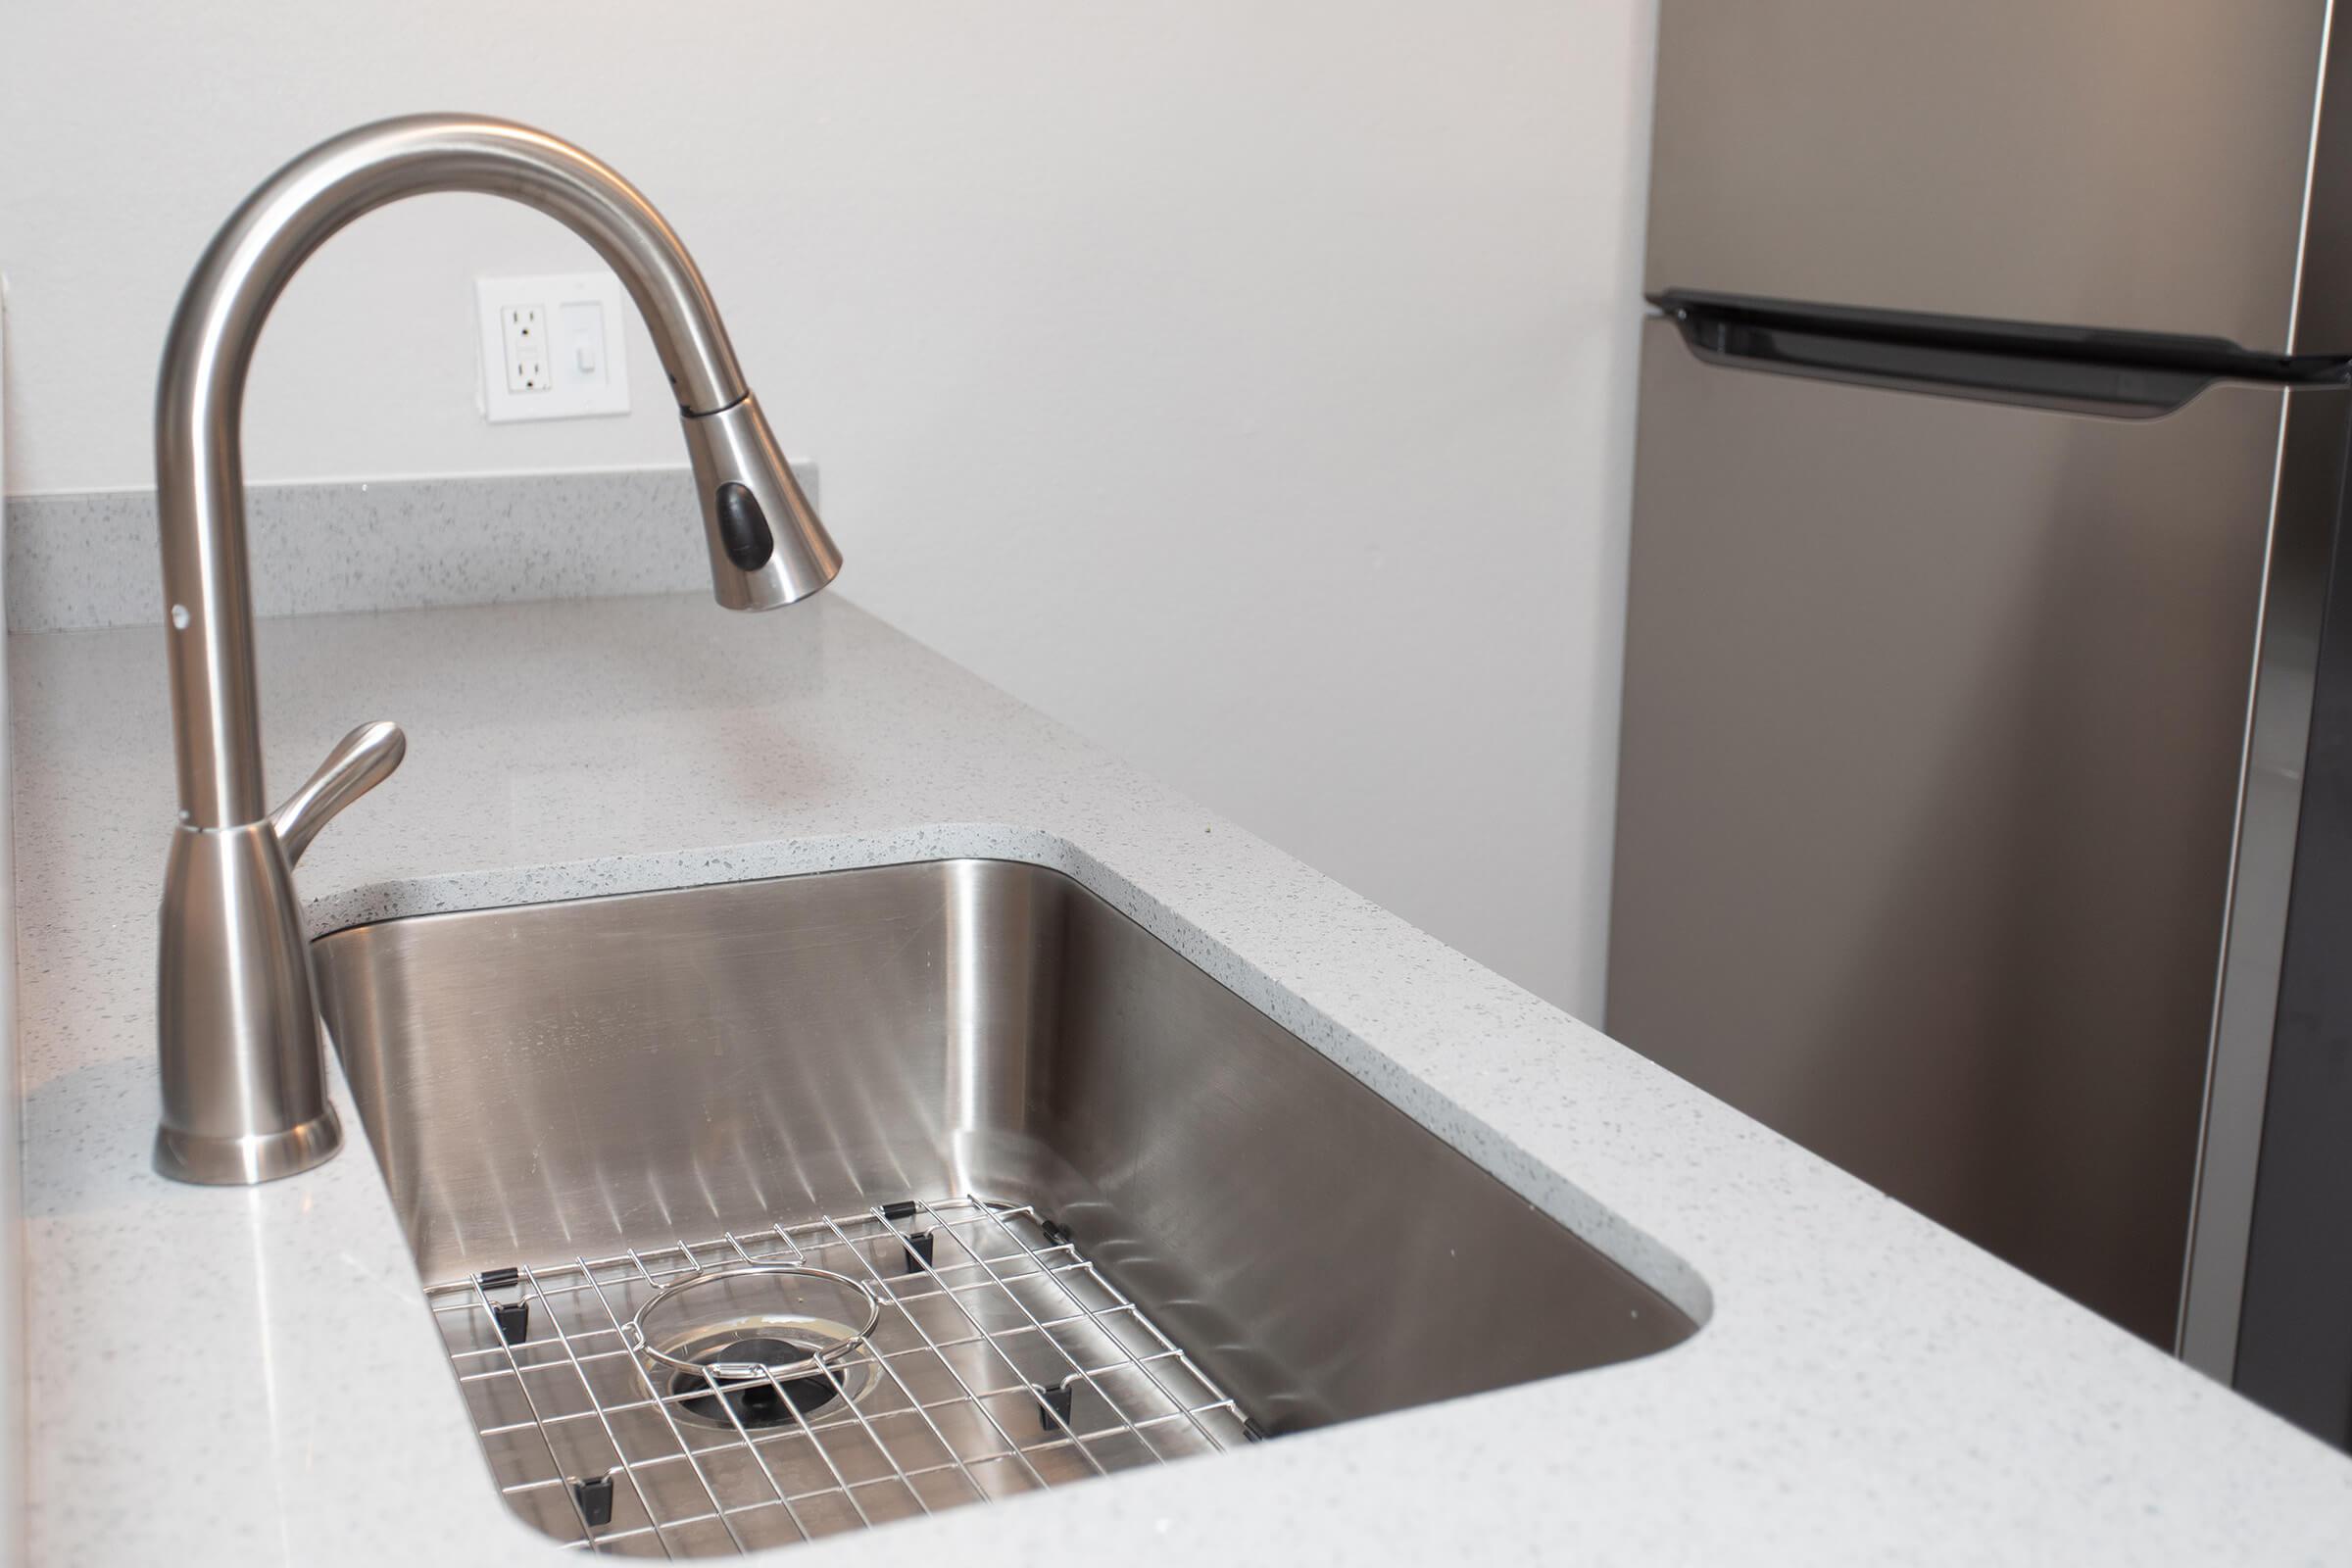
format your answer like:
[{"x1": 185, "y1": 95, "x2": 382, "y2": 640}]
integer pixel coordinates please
[{"x1": 14, "y1": 588, "x2": 2352, "y2": 1565}]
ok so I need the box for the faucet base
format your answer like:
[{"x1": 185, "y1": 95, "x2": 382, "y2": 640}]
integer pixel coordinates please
[
  {"x1": 154, "y1": 1105, "x2": 343, "y2": 1185},
  {"x1": 156, "y1": 819, "x2": 339, "y2": 1186}
]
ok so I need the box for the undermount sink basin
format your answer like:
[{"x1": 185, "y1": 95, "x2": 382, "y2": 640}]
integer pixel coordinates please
[{"x1": 315, "y1": 858, "x2": 1696, "y2": 1555}]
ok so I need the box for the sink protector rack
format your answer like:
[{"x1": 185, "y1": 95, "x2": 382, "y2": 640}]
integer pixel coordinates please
[{"x1": 426, "y1": 1198, "x2": 1253, "y2": 1555}]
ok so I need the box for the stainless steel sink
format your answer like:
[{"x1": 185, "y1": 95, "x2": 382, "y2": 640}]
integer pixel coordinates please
[{"x1": 316, "y1": 858, "x2": 1696, "y2": 1554}]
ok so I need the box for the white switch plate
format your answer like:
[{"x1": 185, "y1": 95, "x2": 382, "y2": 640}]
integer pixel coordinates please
[{"x1": 475, "y1": 272, "x2": 630, "y2": 422}]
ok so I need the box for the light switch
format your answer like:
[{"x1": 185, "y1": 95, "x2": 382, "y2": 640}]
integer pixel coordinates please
[
  {"x1": 559, "y1": 299, "x2": 605, "y2": 385},
  {"x1": 475, "y1": 273, "x2": 630, "y2": 422}
]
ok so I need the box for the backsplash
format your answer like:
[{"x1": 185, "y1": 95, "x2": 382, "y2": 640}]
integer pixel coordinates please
[{"x1": 2, "y1": 465, "x2": 814, "y2": 633}]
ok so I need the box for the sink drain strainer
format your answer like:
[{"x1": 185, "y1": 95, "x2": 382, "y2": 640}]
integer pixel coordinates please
[{"x1": 620, "y1": 1262, "x2": 882, "y2": 1431}]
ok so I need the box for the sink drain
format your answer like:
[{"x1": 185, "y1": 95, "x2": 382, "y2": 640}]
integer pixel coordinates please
[
  {"x1": 620, "y1": 1262, "x2": 883, "y2": 1432},
  {"x1": 664, "y1": 1333, "x2": 861, "y2": 1429}
]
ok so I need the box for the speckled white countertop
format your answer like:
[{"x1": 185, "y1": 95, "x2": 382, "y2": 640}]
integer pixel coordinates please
[{"x1": 13, "y1": 588, "x2": 2352, "y2": 1565}]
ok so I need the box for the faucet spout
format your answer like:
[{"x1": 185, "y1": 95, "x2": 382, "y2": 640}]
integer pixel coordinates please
[{"x1": 152, "y1": 115, "x2": 841, "y2": 1184}]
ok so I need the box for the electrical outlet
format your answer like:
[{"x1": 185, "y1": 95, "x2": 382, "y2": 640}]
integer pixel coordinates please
[
  {"x1": 475, "y1": 273, "x2": 629, "y2": 422},
  {"x1": 502, "y1": 305, "x2": 549, "y2": 392}
]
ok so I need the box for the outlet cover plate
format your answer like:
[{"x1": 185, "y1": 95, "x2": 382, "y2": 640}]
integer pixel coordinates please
[{"x1": 475, "y1": 272, "x2": 631, "y2": 422}]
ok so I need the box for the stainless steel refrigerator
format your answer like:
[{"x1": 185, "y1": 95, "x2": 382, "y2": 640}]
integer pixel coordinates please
[{"x1": 1611, "y1": 0, "x2": 2352, "y2": 1441}]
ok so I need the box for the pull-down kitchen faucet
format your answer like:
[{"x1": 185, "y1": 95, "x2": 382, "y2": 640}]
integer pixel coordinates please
[{"x1": 151, "y1": 115, "x2": 841, "y2": 1184}]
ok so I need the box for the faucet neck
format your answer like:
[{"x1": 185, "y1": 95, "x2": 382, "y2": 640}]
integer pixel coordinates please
[{"x1": 156, "y1": 115, "x2": 752, "y2": 826}]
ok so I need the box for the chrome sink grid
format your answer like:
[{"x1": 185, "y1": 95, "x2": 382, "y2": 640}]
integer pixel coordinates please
[{"x1": 429, "y1": 1197, "x2": 1250, "y2": 1555}]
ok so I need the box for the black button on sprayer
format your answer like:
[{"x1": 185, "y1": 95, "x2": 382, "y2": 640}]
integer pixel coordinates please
[{"x1": 715, "y1": 482, "x2": 775, "y2": 570}]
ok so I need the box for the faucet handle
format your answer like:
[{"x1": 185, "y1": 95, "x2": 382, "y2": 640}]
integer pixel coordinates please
[{"x1": 270, "y1": 720, "x2": 407, "y2": 866}]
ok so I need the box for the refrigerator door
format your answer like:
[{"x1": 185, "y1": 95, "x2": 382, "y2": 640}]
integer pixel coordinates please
[
  {"x1": 1645, "y1": 0, "x2": 2352, "y2": 355},
  {"x1": 1609, "y1": 318, "x2": 2348, "y2": 1345}
]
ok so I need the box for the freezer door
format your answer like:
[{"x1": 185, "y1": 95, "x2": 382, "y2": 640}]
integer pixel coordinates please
[
  {"x1": 1609, "y1": 318, "x2": 2347, "y2": 1345},
  {"x1": 1645, "y1": 0, "x2": 2352, "y2": 355}
]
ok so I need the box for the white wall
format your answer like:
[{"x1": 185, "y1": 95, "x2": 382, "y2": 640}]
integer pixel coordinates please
[{"x1": 0, "y1": 1, "x2": 1657, "y2": 1015}]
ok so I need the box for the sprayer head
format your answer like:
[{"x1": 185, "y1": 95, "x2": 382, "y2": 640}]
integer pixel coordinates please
[{"x1": 680, "y1": 394, "x2": 843, "y2": 611}]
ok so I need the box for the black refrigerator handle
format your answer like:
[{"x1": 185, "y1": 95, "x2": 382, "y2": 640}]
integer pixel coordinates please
[{"x1": 1661, "y1": 291, "x2": 2349, "y2": 416}]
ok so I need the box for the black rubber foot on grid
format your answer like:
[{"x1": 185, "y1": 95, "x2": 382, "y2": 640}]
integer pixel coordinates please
[
  {"x1": 479, "y1": 1268, "x2": 530, "y2": 1345},
  {"x1": 1037, "y1": 1380, "x2": 1075, "y2": 1432},
  {"x1": 573, "y1": 1473, "x2": 614, "y2": 1529},
  {"x1": 904, "y1": 1230, "x2": 935, "y2": 1273},
  {"x1": 491, "y1": 1298, "x2": 529, "y2": 1345}
]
